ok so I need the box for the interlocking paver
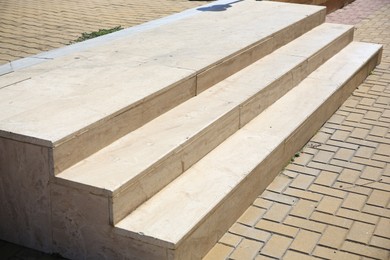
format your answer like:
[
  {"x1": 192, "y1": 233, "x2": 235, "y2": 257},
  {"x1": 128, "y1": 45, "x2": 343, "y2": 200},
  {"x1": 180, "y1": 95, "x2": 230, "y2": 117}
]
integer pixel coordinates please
[
  {"x1": 255, "y1": 219, "x2": 299, "y2": 238},
  {"x1": 289, "y1": 229, "x2": 320, "y2": 254},
  {"x1": 342, "y1": 241, "x2": 389, "y2": 259},
  {"x1": 260, "y1": 234, "x2": 292, "y2": 259},
  {"x1": 289, "y1": 199, "x2": 317, "y2": 218},
  {"x1": 311, "y1": 211, "x2": 353, "y2": 229},
  {"x1": 370, "y1": 236, "x2": 390, "y2": 251},
  {"x1": 342, "y1": 192, "x2": 368, "y2": 211},
  {"x1": 347, "y1": 221, "x2": 376, "y2": 244},
  {"x1": 0, "y1": 0, "x2": 209, "y2": 65},
  {"x1": 262, "y1": 202, "x2": 291, "y2": 222},
  {"x1": 218, "y1": 232, "x2": 242, "y2": 248},
  {"x1": 318, "y1": 225, "x2": 349, "y2": 249},
  {"x1": 203, "y1": 243, "x2": 234, "y2": 260},
  {"x1": 283, "y1": 215, "x2": 327, "y2": 233},
  {"x1": 237, "y1": 206, "x2": 266, "y2": 227},
  {"x1": 374, "y1": 217, "x2": 390, "y2": 238},
  {"x1": 229, "y1": 239, "x2": 263, "y2": 260},
  {"x1": 316, "y1": 196, "x2": 343, "y2": 214},
  {"x1": 314, "y1": 170, "x2": 338, "y2": 186},
  {"x1": 312, "y1": 245, "x2": 360, "y2": 260},
  {"x1": 367, "y1": 189, "x2": 390, "y2": 207}
]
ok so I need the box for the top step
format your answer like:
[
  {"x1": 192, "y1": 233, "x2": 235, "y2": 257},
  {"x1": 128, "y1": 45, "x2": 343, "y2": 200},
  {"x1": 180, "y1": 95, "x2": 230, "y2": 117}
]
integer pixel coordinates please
[{"x1": 0, "y1": 1, "x2": 326, "y2": 173}]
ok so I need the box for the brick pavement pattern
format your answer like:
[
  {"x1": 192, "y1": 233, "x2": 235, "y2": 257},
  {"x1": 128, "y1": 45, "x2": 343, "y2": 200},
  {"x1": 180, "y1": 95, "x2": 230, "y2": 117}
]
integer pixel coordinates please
[
  {"x1": 0, "y1": 0, "x2": 208, "y2": 65},
  {"x1": 205, "y1": 0, "x2": 390, "y2": 259}
]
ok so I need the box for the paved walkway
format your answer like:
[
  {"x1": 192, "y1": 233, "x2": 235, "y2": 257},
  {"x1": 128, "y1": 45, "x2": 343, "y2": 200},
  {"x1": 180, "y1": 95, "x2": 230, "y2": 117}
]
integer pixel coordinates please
[
  {"x1": 0, "y1": 0, "x2": 208, "y2": 65},
  {"x1": 0, "y1": 0, "x2": 389, "y2": 259},
  {"x1": 205, "y1": 0, "x2": 390, "y2": 259}
]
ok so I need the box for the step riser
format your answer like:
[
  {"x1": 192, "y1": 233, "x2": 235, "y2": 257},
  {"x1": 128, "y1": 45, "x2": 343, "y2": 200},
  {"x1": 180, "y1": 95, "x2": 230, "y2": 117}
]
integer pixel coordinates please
[
  {"x1": 109, "y1": 26, "x2": 353, "y2": 224},
  {"x1": 52, "y1": 9, "x2": 326, "y2": 174}
]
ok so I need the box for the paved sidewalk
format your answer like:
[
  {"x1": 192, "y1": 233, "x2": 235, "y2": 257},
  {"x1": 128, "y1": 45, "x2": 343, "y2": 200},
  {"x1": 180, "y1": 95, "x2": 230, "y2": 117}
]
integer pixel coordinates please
[
  {"x1": 205, "y1": 0, "x2": 390, "y2": 259},
  {"x1": 0, "y1": 0, "x2": 389, "y2": 259},
  {"x1": 0, "y1": 0, "x2": 208, "y2": 65}
]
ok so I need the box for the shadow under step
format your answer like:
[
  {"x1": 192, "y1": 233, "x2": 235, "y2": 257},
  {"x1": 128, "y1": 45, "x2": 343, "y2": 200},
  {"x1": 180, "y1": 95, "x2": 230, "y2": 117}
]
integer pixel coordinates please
[
  {"x1": 114, "y1": 41, "x2": 382, "y2": 260},
  {"x1": 55, "y1": 22, "x2": 354, "y2": 226}
]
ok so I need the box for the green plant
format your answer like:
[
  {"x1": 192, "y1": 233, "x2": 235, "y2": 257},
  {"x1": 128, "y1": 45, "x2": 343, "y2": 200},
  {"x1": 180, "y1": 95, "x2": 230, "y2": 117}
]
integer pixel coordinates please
[{"x1": 70, "y1": 26, "x2": 123, "y2": 43}]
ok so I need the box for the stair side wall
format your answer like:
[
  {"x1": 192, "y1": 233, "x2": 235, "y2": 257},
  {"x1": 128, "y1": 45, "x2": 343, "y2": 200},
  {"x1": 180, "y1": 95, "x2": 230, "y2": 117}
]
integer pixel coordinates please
[{"x1": 0, "y1": 137, "x2": 53, "y2": 252}]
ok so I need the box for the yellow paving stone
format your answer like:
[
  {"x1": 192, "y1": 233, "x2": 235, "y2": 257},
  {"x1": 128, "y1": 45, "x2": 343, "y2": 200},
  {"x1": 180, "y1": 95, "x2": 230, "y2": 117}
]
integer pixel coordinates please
[
  {"x1": 290, "y1": 174, "x2": 315, "y2": 190},
  {"x1": 342, "y1": 192, "x2": 368, "y2": 211},
  {"x1": 342, "y1": 241, "x2": 390, "y2": 259},
  {"x1": 311, "y1": 211, "x2": 353, "y2": 228},
  {"x1": 261, "y1": 191, "x2": 297, "y2": 205},
  {"x1": 254, "y1": 254, "x2": 275, "y2": 260},
  {"x1": 289, "y1": 199, "x2": 317, "y2": 219},
  {"x1": 331, "y1": 129, "x2": 351, "y2": 142},
  {"x1": 314, "y1": 171, "x2": 338, "y2": 186},
  {"x1": 283, "y1": 187, "x2": 323, "y2": 202},
  {"x1": 316, "y1": 196, "x2": 343, "y2": 214},
  {"x1": 229, "y1": 223, "x2": 271, "y2": 243},
  {"x1": 360, "y1": 166, "x2": 384, "y2": 181},
  {"x1": 283, "y1": 215, "x2": 326, "y2": 233},
  {"x1": 307, "y1": 161, "x2": 343, "y2": 174},
  {"x1": 346, "y1": 221, "x2": 376, "y2": 244},
  {"x1": 260, "y1": 234, "x2": 292, "y2": 259},
  {"x1": 334, "y1": 148, "x2": 355, "y2": 161},
  {"x1": 313, "y1": 150, "x2": 334, "y2": 164},
  {"x1": 312, "y1": 245, "x2": 360, "y2": 260},
  {"x1": 255, "y1": 219, "x2": 299, "y2": 238},
  {"x1": 262, "y1": 203, "x2": 291, "y2": 223},
  {"x1": 318, "y1": 225, "x2": 349, "y2": 249},
  {"x1": 219, "y1": 233, "x2": 242, "y2": 248},
  {"x1": 376, "y1": 143, "x2": 390, "y2": 156},
  {"x1": 337, "y1": 208, "x2": 380, "y2": 225},
  {"x1": 369, "y1": 236, "x2": 390, "y2": 251},
  {"x1": 362, "y1": 204, "x2": 390, "y2": 219},
  {"x1": 367, "y1": 189, "x2": 390, "y2": 207},
  {"x1": 374, "y1": 218, "x2": 390, "y2": 238},
  {"x1": 229, "y1": 239, "x2": 264, "y2": 260},
  {"x1": 202, "y1": 243, "x2": 234, "y2": 260},
  {"x1": 237, "y1": 206, "x2": 266, "y2": 227},
  {"x1": 266, "y1": 175, "x2": 292, "y2": 193},
  {"x1": 253, "y1": 198, "x2": 273, "y2": 210},
  {"x1": 289, "y1": 229, "x2": 321, "y2": 254},
  {"x1": 309, "y1": 184, "x2": 347, "y2": 199},
  {"x1": 331, "y1": 159, "x2": 365, "y2": 172},
  {"x1": 337, "y1": 168, "x2": 361, "y2": 184},
  {"x1": 283, "y1": 250, "x2": 318, "y2": 260}
]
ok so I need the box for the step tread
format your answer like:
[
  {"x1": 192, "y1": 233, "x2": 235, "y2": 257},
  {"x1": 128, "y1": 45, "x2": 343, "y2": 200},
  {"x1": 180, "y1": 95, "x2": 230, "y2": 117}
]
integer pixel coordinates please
[
  {"x1": 0, "y1": 1, "x2": 324, "y2": 146},
  {"x1": 56, "y1": 23, "x2": 352, "y2": 195},
  {"x1": 114, "y1": 41, "x2": 381, "y2": 248}
]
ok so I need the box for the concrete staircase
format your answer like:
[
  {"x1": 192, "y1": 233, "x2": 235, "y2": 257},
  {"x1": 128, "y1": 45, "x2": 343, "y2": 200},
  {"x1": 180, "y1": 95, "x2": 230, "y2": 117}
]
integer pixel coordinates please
[{"x1": 0, "y1": 1, "x2": 382, "y2": 259}]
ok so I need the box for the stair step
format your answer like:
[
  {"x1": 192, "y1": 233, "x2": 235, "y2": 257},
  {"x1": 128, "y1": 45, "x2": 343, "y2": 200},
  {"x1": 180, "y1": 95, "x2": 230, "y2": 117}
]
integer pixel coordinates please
[
  {"x1": 115, "y1": 41, "x2": 382, "y2": 259},
  {"x1": 0, "y1": 1, "x2": 325, "y2": 174},
  {"x1": 56, "y1": 23, "x2": 353, "y2": 224}
]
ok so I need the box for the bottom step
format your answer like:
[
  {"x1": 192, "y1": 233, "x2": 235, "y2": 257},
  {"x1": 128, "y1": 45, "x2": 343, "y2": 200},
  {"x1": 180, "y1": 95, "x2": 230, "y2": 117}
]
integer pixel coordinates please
[{"x1": 115, "y1": 42, "x2": 382, "y2": 259}]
